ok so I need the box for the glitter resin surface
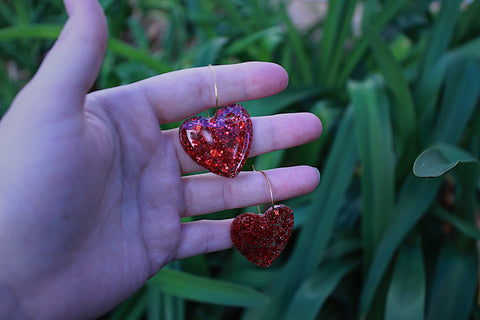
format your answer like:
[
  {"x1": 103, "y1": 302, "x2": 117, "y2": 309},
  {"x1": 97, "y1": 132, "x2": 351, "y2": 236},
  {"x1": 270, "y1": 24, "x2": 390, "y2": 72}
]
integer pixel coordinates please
[
  {"x1": 179, "y1": 104, "x2": 253, "y2": 178},
  {"x1": 230, "y1": 204, "x2": 294, "y2": 268}
]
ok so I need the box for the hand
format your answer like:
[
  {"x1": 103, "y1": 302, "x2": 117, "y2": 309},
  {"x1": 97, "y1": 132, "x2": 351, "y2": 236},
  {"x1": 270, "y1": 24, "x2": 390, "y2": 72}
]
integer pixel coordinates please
[{"x1": 0, "y1": 0, "x2": 322, "y2": 319}]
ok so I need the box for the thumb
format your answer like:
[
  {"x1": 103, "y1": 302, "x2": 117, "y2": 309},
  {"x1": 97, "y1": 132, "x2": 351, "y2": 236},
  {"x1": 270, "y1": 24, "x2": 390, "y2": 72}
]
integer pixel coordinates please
[{"x1": 22, "y1": 0, "x2": 108, "y2": 112}]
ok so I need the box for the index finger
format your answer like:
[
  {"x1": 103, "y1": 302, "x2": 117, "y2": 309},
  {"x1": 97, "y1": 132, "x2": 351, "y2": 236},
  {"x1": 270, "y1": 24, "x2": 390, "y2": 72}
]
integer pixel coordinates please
[{"x1": 112, "y1": 62, "x2": 288, "y2": 124}]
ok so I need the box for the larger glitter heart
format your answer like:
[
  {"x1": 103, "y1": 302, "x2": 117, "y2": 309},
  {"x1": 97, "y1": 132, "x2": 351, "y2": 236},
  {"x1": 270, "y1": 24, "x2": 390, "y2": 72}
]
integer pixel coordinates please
[
  {"x1": 179, "y1": 104, "x2": 253, "y2": 178},
  {"x1": 230, "y1": 205, "x2": 294, "y2": 268}
]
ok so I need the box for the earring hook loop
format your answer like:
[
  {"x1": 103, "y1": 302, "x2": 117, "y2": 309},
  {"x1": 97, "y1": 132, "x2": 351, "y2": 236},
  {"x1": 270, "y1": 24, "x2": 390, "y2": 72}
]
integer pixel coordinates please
[{"x1": 252, "y1": 165, "x2": 275, "y2": 214}]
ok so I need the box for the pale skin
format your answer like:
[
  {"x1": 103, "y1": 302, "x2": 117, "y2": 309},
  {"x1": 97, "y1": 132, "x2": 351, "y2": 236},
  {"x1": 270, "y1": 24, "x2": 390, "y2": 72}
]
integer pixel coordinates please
[{"x1": 0, "y1": 0, "x2": 322, "y2": 319}]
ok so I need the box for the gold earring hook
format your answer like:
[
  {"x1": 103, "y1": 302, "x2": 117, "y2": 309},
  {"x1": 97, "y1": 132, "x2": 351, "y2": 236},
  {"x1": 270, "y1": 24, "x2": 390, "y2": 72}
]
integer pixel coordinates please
[
  {"x1": 208, "y1": 64, "x2": 218, "y2": 117},
  {"x1": 252, "y1": 165, "x2": 275, "y2": 214}
]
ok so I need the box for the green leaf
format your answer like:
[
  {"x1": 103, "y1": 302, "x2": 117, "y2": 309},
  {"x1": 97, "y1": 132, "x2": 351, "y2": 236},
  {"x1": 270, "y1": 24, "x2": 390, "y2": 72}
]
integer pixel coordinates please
[
  {"x1": 452, "y1": 0, "x2": 480, "y2": 45},
  {"x1": 225, "y1": 27, "x2": 282, "y2": 57},
  {"x1": 0, "y1": 24, "x2": 171, "y2": 74},
  {"x1": 221, "y1": 1, "x2": 253, "y2": 34},
  {"x1": 434, "y1": 206, "x2": 480, "y2": 240},
  {"x1": 124, "y1": 295, "x2": 147, "y2": 320},
  {"x1": 242, "y1": 86, "x2": 323, "y2": 117},
  {"x1": 364, "y1": 26, "x2": 417, "y2": 159},
  {"x1": 416, "y1": 0, "x2": 463, "y2": 130},
  {"x1": 0, "y1": 2, "x2": 16, "y2": 26},
  {"x1": 0, "y1": 24, "x2": 61, "y2": 39},
  {"x1": 99, "y1": 0, "x2": 116, "y2": 10},
  {"x1": 108, "y1": 289, "x2": 146, "y2": 320},
  {"x1": 146, "y1": 287, "x2": 161, "y2": 320},
  {"x1": 413, "y1": 144, "x2": 479, "y2": 178},
  {"x1": 339, "y1": 0, "x2": 408, "y2": 85},
  {"x1": 288, "y1": 106, "x2": 358, "y2": 281},
  {"x1": 360, "y1": 175, "x2": 441, "y2": 317},
  {"x1": 244, "y1": 107, "x2": 358, "y2": 320},
  {"x1": 161, "y1": 292, "x2": 184, "y2": 320},
  {"x1": 362, "y1": 0, "x2": 379, "y2": 25},
  {"x1": 419, "y1": 0, "x2": 462, "y2": 80},
  {"x1": 284, "y1": 258, "x2": 359, "y2": 320},
  {"x1": 448, "y1": 36, "x2": 480, "y2": 59},
  {"x1": 385, "y1": 237, "x2": 425, "y2": 320},
  {"x1": 193, "y1": 37, "x2": 228, "y2": 67},
  {"x1": 350, "y1": 77, "x2": 395, "y2": 265},
  {"x1": 429, "y1": 58, "x2": 480, "y2": 144},
  {"x1": 426, "y1": 242, "x2": 478, "y2": 320},
  {"x1": 107, "y1": 38, "x2": 171, "y2": 74},
  {"x1": 280, "y1": 3, "x2": 313, "y2": 84},
  {"x1": 320, "y1": 0, "x2": 357, "y2": 86},
  {"x1": 147, "y1": 269, "x2": 269, "y2": 307},
  {"x1": 416, "y1": 36, "x2": 480, "y2": 126},
  {"x1": 328, "y1": 234, "x2": 362, "y2": 260}
]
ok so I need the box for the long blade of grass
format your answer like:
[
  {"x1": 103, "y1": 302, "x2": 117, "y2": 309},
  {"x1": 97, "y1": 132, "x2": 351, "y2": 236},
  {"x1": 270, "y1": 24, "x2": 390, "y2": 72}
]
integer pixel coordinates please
[
  {"x1": 244, "y1": 107, "x2": 358, "y2": 319},
  {"x1": 364, "y1": 25, "x2": 417, "y2": 162},
  {"x1": 350, "y1": 77, "x2": 395, "y2": 265},
  {"x1": 146, "y1": 286, "x2": 161, "y2": 320},
  {"x1": 107, "y1": 39, "x2": 171, "y2": 73},
  {"x1": 0, "y1": 2, "x2": 17, "y2": 26},
  {"x1": 108, "y1": 289, "x2": 146, "y2": 320},
  {"x1": 415, "y1": 37, "x2": 480, "y2": 138},
  {"x1": 426, "y1": 242, "x2": 478, "y2": 320},
  {"x1": 280, "y1": 3, "x2": 313, "y2": 84},
  {"x1": 221, "y1": 1, "x2": 253, "y2": 34},
  {"x1": 339, "y1": 0, "x2": 408, "y2": 85},
  {"x1": 434, "y1": 206, "x2": 480, "y2": 240},
  {"x1": 0, "y1": 24, "x2": 61, "y2": 39},
  {"x1": 147, "y1": 269, "x2": 269, "y2": 307},
  {"x1": 286, "y1": 106, "x2": 358, "y2": 284},
  {"x1": 225, "y1": 26, "x2": 283, "y2": 57},
  {"x1": 362, "y1": 0, "x2": 378, "y2": 25},
  {"x1": 124, "y1": 294, "x2": 147, "y2": 320},
  {"x1": 452, "y1": 0, "x2": 480, "y2": 45},
  {"x1": 162, "y1": 293, "x2": 184, "y2": 320},
  {"x1": 242, "y1": 86, "x2": 323, "y2": 117},
  {"x1": 193, "y1": 37, "x2": 228, "y2": 67},
  {"x1": 0, "y1": 24, "x2": 171, "y2": 74},
  {"x1": 416, "y1": 0, "x2": 463, "y2": 131},
  {"x1": 360, "y1": 174, "x2": 441, "y2": 317},
  {"x1": 429, "y1": 58, "x2": 480, "y2": 145},
  {"x1": 384, "y1": 236, "x2": 425, "y2": 320},
  {"x1": 419, "y1": 0, "x2": 462, "y2": 80},
  {"x1": 448, "y1": 36, "x2": 480, "y2": 59},
  {"x1": 284, "y1": 258, "x2": 359, "y2": 320},
  {"x1": 320, "y1": 0, "x2": 357, "y2": 86}
]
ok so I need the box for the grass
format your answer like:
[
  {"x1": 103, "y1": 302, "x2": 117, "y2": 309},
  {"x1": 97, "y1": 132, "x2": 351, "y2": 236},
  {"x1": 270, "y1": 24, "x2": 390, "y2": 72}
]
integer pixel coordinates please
[{"x1": 1, "y1": 0, "x2": 479, "y2": 319}]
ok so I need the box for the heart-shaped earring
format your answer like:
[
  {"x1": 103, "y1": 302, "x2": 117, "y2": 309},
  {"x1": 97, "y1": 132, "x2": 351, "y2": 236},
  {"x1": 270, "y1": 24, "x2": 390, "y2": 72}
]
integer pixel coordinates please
[
  {"x1": 179, "y1": 65, "x2": 253, "y2": 178},
  {"x1": 230, "y1": 167, "x2": 294, "y2": 268}
]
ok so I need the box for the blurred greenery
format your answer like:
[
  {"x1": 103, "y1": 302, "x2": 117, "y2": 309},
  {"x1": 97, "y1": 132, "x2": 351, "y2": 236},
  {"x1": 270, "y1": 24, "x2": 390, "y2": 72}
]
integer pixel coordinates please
[{"x1": 1, "y1": 0, "x2": 480, "y2": 319}]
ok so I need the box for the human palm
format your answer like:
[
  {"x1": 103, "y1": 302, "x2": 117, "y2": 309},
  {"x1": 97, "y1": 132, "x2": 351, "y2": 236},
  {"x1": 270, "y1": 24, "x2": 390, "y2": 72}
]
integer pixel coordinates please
[{"x1": 0, "y1": 1, "x2": 321, "y2": 319}]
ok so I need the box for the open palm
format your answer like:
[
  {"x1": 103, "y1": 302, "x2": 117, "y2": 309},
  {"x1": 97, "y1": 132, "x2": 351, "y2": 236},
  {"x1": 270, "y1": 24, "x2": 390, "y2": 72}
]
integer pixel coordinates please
[{"x1": 0, "y1": 1, "x2": 322, "y2": 319}]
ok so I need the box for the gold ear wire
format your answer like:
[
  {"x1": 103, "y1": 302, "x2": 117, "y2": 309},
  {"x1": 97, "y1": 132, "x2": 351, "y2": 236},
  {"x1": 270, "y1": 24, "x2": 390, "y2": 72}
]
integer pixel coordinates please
[
  {"x1": 208, "y1": 64, "x2": 218, "y2": 118},
  {"x1": 252, "y1": 165, "x2": 275, "y2": 214}
]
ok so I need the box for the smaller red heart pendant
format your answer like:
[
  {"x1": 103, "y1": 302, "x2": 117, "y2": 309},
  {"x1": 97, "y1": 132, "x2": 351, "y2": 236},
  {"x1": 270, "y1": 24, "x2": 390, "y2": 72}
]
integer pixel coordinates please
[
  {"x1": 179, "y1": 104, "x2": 253, "y2": 178},
  {"x1": 230, "y1": 204, "x2": 294, "y2": 268}
]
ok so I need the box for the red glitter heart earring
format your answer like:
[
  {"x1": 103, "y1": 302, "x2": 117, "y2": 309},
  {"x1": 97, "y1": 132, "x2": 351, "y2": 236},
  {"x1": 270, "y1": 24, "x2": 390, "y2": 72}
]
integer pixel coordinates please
[
  {"x1": 230, "y1": 167, "x2": 295, "y2": 268},
  {"x1": 179, "y1": 65, "x2": 253, "y2": 178}
]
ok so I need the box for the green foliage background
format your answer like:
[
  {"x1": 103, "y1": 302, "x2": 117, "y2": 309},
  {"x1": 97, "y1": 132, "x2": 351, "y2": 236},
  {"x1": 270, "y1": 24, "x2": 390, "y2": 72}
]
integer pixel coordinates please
[{"x1": 1, "y1": 0, "x2": 480, "y2": 319}]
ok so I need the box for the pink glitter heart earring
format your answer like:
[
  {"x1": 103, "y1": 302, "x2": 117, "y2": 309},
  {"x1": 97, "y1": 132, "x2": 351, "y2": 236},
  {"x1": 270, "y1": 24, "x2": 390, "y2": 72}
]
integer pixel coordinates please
[
  {"x1": 179, "y1": 65, "x2": 253, "y2": 178},
  {"x1": 230, "y1": 166, "x2": 295, "y2": 267}
]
